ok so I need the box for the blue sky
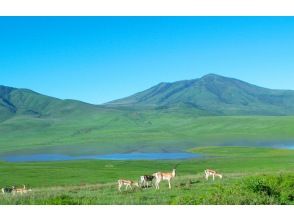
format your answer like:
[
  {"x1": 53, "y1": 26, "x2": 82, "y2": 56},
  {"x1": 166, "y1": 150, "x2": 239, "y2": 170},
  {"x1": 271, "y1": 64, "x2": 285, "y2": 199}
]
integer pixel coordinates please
[{"x1": 0, "y1": 17, "x2": 294, "y2": 104}]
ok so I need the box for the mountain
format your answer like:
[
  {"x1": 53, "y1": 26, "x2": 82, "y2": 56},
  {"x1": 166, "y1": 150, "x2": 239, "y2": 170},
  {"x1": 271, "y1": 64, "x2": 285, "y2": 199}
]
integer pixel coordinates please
[
  {"x1": 2, "y1": 74, "x2": 294, "y2": 121},
  {"x1": 0, "y1": 85, "x2": 98, "y2": 122},
  {"x1": 106, "y1": 74, "x2": 294, "y2": 115},
  {"x1": 1, "y1": 75, "x2": 294, "y2": 155}
]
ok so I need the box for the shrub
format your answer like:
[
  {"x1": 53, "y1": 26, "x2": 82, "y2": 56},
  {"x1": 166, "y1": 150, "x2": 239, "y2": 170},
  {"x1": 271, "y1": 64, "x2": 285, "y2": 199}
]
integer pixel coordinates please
[
  {"x1": 170, "y1": 174, "x2": 294, "y2": 205},
  {"x1": 46, "y1": 194, "x2": 80, "y2": 205}
]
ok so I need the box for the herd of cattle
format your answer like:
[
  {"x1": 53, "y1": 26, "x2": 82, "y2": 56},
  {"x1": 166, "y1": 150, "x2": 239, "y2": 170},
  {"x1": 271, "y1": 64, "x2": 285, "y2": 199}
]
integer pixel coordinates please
[
  {"x1": 1, "y1": 168, "x2": 222, "y2": 195},
  {"x1": 118, "y1": 168, "x2": 223, "y2": 191}
]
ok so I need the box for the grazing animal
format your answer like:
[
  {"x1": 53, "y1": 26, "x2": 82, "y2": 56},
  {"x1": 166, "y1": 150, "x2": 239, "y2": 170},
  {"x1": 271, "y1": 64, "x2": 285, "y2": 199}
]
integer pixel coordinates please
[
  {"x1": 153, "y1": 168, "x2": 176, "y2": 189},
  {"x1": 118, "y1": 179, "x2": 139, "y2": 192},
  {"x1": 139, "y1": 175, "x2": 155, "y2": 188},
  {"x1": 12, "y1": 185, "x2": 32, "y2": 195},
  {"x1": 1, "y1": 186, "x2": 14, "y2": 194},
  {"x1": 204, "y1": 169, "x2": 223, "y2": 181}
]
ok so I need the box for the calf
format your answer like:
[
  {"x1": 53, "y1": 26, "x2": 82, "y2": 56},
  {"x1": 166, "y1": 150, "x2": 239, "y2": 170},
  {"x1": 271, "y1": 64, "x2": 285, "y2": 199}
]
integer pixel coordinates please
[
  {"x1": 204, "y1": 169, "x2": 223, "y2": 181},
  {"x1": 118, "y1": 179, "x2": 139, "y2": 192}
]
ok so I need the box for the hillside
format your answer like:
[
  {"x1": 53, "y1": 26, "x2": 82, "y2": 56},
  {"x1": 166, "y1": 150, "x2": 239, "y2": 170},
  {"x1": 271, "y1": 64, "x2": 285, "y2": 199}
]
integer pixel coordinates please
[
  {"x1": 107, "y1": 74, "x2": 294, "y2": 115},
  {"x1": 1, "y1": 75, "x2": 294, "y2": 155},
  {"x1": 3, "y1": 74, "x2": 294, "y2": 121},
  {"x1": 0, "y1": 85, "x2": 99, "y2": 122}
]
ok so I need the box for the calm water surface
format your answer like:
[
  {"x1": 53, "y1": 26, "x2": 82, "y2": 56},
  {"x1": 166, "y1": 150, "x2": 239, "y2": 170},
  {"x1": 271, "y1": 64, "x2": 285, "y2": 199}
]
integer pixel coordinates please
[
  {"x1": 273, "y1": 146, "x2": 294, "y2": 150},
  {"x1": 1, "y1": 152, "x2": 202, "y2": 162},
  {"x1": 3, "y1": 145, "x2": 293, "y2": 162}
]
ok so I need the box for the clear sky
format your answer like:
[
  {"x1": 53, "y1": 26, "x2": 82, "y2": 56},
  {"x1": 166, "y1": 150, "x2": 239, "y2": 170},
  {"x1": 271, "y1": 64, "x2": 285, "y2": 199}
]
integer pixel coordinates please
[{"x1": 0, "y1": 17, "x2": 294, "y2": 104}]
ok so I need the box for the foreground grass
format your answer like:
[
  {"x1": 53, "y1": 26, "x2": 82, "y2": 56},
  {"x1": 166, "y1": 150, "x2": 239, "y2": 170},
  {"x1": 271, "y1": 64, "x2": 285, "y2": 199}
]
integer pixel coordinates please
[
  {"x1": 0, "y1": 147, "x2": 293, "y2": 205},
  {"x1": 1, "y1": 173, "x2": 293, "y2": 205}
]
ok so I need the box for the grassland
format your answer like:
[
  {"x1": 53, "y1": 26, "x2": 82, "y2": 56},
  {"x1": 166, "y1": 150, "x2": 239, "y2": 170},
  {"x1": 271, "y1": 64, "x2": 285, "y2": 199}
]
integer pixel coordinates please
[
  {"x1": 0, "y1": 146, "x2": 293, "y2": 205},
  {"x1": 1, "y1": 113, "x2": 294, "y2": 156}
]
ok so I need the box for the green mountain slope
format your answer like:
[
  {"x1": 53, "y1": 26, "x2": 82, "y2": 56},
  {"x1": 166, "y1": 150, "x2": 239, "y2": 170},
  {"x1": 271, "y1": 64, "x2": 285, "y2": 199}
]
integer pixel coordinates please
[
  {"x1": 1, "y1": 74, "x2": 294, "y2": 155},
  {"x1": 0, "y1": 85, "x2": 99, "y2": 122},
  {"x1": 107, "y1": 74, "x2": 294, "y2": 115}
]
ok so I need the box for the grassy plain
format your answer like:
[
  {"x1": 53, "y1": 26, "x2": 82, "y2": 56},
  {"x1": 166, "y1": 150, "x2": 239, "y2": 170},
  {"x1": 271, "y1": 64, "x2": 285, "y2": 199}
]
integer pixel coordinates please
[
  {"x1": 0, "y1": 146, "x2": 293, "y2": 205},
  {"x1": 1, "y1": 113, "x2": 294, "y2": 155}
]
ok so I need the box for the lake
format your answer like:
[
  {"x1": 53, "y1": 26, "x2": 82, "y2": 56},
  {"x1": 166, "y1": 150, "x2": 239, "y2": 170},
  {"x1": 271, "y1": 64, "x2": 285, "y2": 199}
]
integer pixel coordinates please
[
  {"x1": 273, "y1": 146, "x2": 294, "y2": 150},
  {"x1": 286, "y1": 146, "x2": 294, "y2": 149},
  {"x1": 1, "y1": 152, "x2": 202, "y2": 162}
]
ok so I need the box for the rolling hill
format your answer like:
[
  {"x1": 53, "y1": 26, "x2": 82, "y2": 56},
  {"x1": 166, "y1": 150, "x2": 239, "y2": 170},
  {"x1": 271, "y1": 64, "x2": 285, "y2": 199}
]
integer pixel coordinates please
[
  {"x1": 0, "y1": 85, "x2": 100, "y2": 122},
  {"x1": 107, "y1": 74, "x2": 294, "y2": 115}
]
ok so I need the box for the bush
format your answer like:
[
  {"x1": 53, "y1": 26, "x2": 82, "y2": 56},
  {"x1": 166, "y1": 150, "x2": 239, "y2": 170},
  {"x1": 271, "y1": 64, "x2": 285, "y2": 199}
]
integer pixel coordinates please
[
  {"x1": 46, "y1": 194, "x2": 80, "y2": 205},
  {"x1": 244, "y1": 177, "x2": 280, "y2": 197},
  {"x1": 170, "y1": 174, "x2": 294, "y2": 205}
]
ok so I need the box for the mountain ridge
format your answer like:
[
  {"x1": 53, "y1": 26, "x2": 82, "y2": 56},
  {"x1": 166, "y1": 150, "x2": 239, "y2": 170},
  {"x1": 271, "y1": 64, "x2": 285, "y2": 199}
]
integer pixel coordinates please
[
  {"x1": 2, "y1": 74, "x2": 294, "y2": 118},
  {"x1": 0, "y1": 84, "x2": 99, "y2": 122},
  {"x1": 106, "y1": 74, "x2": 294, "y2": 115}
]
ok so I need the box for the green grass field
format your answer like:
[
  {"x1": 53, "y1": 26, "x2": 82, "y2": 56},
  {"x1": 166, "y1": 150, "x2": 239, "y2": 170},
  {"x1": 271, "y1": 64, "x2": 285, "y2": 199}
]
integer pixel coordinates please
[
  {"x1": 0, "y1": 146, "x2": 293, "y2": 205},
  {"x1": 1, "y1": 113, "x2": 294, "y2": 155}
]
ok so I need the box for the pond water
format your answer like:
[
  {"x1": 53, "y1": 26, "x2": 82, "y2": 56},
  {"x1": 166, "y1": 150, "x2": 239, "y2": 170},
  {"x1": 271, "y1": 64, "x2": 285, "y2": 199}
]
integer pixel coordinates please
[{"x1": 1, "y1": 152, "x2": 202, "y2": 162}]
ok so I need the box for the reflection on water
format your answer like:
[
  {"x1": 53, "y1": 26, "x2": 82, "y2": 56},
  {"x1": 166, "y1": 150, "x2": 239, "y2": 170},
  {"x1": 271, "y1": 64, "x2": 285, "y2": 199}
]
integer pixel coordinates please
[
  {"x1": 273, "y1": 146, "x2": 294, "y2": 150},
  {"x1": 284, "y1": 146, "x2": 294, "y2": 149},
  {"x1": 1, "y1": 152, "x2": 202, "y2": 162}
]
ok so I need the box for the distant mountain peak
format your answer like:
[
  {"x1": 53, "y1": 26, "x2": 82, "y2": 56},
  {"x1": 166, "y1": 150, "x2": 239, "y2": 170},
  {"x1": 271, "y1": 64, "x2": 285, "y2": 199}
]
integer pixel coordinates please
[
  {"x1": 3, "y1": 74, "x2": 294, "y2": 117},
  {"x1": 201, "y1": 73, "x2": 221, "y2": 78},
  {"x1": 106, "y1": 74, "x2": 294, "y2": 115},
  {"x1": 200, "y1": 73, "x2": 230, "y2": 81}
]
